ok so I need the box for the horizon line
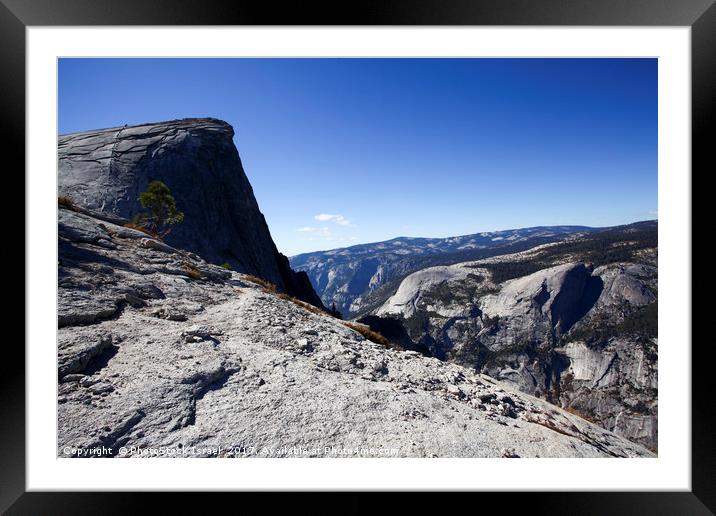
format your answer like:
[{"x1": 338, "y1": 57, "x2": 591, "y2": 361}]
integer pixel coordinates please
[{"x1": 286, "y1": 218, "x2": 657, "y2": 258}]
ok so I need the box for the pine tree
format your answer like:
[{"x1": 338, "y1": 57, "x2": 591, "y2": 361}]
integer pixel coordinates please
[{"x1": 132, "y1": 180, "x2": 184, "y2": 239}]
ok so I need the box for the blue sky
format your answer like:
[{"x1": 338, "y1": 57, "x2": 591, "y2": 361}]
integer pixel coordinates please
[{"x1": 59, "y1": 58, "x2": 657, "y2": 256}]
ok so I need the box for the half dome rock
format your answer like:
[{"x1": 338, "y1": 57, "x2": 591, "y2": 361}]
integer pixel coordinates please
[{"x1": 58, "y1": 117, "x2": 323, "y2": 308}]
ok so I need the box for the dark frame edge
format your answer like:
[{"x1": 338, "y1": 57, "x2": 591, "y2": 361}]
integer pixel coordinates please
[
  {"x1": 1, "y1": 0, "x2": 715, "y2": 26},
  {"x1": 691, "y1": 0, "x2": 716, "y2": 512},
  {"x1": 0, "y1": 0, "x2": 26, "y2": 514},
  {"x1": 7, "y1": 0, "x2": 713, "y2": 513}
]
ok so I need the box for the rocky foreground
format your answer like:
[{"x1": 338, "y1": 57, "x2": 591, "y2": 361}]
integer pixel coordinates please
[{"x1": 58, "y1": 206, "x2": 653, "y2": 458}]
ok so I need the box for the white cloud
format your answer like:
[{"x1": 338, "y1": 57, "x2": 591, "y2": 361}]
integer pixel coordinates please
[
  {"x1": 314, "y1": 213, "x2": 355, "y2": 227},
  {"x1": 296, "y1": 215, "x2": 357, "y2": 249},
  {"x1": 296, "y1": 226, "x2": 331, "y2": 236}
]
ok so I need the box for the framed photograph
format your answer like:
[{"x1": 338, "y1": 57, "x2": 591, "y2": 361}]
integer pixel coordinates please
[{"x1": 7, "y1": 0, "x2": 712, "y2": 511}]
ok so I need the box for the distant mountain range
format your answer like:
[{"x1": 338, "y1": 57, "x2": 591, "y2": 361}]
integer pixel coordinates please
[{"x1": 290, "y1": 222, "x2": 655, "y2": 317}]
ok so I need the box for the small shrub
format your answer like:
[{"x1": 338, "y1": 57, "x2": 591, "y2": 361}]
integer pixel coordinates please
[
  {"x1": 243, "y1": 275, "x2": 278, "y2": 293},
  {"x1": 221, "y1": 262, "x2": 233, "y2": 270},
  {"x1": 183, "y1": 263, "x2": 203, "y2": 280},
  {"x1": 343, "y1": 321, "x2": 391, "y2": 347},
  {"x1": 58, "y1": 195, "x2": 75, "y2": 209},
  {"x1": 133, "y1": 180, "x2": 184, "y2": 240}
]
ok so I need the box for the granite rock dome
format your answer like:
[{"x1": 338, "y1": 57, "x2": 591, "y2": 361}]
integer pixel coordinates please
[{"x1": 58, "y1": 117, "x2": 323, "y2": 307}]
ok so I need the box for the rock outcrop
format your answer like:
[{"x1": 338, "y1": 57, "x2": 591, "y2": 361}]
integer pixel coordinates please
[
  {"x1": 57, "y1": 206, "x2": 652, "y2": 458},
  {"x1": 58, "y1": 118, "x2": 323, "y2": 308}
]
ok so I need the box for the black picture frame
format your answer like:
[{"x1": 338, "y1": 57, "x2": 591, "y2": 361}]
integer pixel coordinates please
[{"x1": 4, "y1": 0, "x2": 713, "y2": 512}]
